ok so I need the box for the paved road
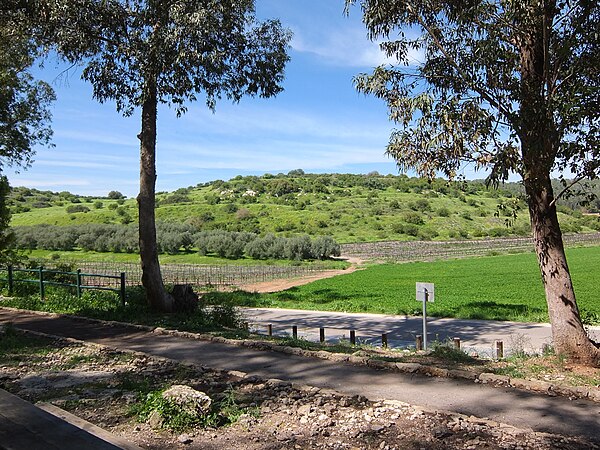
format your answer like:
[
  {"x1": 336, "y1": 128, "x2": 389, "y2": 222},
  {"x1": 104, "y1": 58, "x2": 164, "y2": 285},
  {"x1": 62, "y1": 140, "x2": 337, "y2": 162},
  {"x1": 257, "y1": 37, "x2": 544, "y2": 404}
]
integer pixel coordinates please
[
  {"x1": 1, "y1": 308, "x2": 599, "y2": 441},
  {"x1": 242, "y1": 307, "x2": 600, "y2": 356}
]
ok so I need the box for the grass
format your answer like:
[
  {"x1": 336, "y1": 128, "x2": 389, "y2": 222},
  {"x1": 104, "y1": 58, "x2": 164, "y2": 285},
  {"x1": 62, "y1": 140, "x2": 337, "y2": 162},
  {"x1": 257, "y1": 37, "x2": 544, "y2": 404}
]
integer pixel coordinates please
[
  {"x1": 0, "y1": 287, "x2": 249, "y2": 335},
  {"x1": 205, "y1": 246, "x2": 600, "y2": 324},
  {"x1": 0, "y1": 323, "x2": 56, "y2": 365}
]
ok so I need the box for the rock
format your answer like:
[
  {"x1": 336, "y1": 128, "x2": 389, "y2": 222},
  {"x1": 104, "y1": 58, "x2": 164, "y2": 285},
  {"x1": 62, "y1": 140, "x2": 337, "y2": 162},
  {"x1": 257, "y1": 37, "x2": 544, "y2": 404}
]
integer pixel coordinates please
[
  {"x1": 297, "y1": 404, "x2": 312, "y2": 416},
  {"x1": 177, "y1": 434, "x2": 193, "y2": 444},
  {"x1": 147, "y1": 410, "x2": 164, "y2": 429},
  {"x1": 395, "y1": 362, "x2": 422, "y2": 373},
  {"x1": 161, "y1": 385, "x2": 212, "y2": 417},
  {"x1": 171, "y1": 284, "x2": 199, "y2": 313},
  {"x1": 478, "y1": 373, "x2": 510, "y2": 385}
]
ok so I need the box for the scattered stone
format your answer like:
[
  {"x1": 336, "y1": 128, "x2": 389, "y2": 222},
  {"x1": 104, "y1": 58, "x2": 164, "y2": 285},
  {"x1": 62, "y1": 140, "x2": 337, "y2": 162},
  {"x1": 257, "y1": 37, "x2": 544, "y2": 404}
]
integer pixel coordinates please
[
  {"x1": 161, "y1": 385, "x2": 212, "y2": 417},
  {"x1": 177, "y1": 434, "x2": 193, "y2": 444}
]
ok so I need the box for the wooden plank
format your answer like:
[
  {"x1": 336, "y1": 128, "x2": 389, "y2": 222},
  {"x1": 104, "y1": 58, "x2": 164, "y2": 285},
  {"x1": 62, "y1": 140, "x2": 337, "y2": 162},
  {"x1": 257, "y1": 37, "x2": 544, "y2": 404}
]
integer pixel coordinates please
[
  {"x1": 37, "y1": 403, "x2": 143, "y2": 450},
  {"x1": 0, "y1": 389, "x2": 122, "y2": 450}
]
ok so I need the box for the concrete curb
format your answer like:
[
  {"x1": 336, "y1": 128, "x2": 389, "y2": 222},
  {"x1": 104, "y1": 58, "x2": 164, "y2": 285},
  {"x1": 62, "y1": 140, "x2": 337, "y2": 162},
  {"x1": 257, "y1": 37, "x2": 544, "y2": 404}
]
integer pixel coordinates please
[{"x1": 2, "y1": 306, "x2": 598, "y2": 404}]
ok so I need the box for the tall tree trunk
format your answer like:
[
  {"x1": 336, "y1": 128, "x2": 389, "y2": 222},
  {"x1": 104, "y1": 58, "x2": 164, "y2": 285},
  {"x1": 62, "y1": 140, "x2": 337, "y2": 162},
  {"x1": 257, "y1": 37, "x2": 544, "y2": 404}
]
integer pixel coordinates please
[
  {"x1": 523, "y1": 174, "x2": 600, "y2": 366},
  {"x1": 137, "y1": 78, "x2": 173, "y2": 312},
  {"x1": 519, "y1": 2, "x2": 599, "y2": 366}
]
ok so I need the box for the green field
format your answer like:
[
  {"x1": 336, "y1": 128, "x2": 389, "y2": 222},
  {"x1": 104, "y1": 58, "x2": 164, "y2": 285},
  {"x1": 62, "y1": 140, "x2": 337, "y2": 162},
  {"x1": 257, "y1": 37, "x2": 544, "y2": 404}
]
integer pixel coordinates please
[{"x1": 208, "y1": 246, "x2": 600, "y2": 324}]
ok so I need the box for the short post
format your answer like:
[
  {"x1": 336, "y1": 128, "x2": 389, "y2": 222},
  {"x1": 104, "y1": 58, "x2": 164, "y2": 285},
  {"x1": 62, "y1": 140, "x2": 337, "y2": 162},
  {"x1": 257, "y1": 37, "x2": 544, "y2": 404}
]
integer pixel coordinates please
[
  {"x1": 267, "y1": 324, "x2": 273, "y2": 337},
  {"x1": 7, "y1": 266, "x2": 13, "y2": 295},
  {"x1": 319, "y1": 327, "x2": 325, "y2": 343},
  {"x1": 416, "y1": 334, "x2": 423, "y2": 351},
  {"x1": 495, "y1": 340, "x2": 504, "y2": 359},
  {"x1": 350, "y1": 330, "x2": 356, "y2": 345},
  {"x1": 453, "y1": 337, "x2": 461, "y2": 350},
  {"x1": 292, "y1": 325, "x2": 298, "y2": 339},
  {"x1": 382, "y1": 333, "x2": 388, "y2": 348},
  {"x1": 39, "y1": 266, "x2": 45, "y2": 300},
  {"x1": 76, "y1": 269, "x2": 82, "y2": 299},
  {"x1": 120, "y1": 272, "x2": 126, "y2": 306}
]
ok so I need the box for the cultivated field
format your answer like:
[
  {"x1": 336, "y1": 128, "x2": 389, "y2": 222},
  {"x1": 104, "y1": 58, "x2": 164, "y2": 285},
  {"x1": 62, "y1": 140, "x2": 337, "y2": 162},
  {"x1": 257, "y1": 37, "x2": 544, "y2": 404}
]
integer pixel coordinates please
[{"x1": 207, "y1": 246, "x2": 600, "y2": 324}]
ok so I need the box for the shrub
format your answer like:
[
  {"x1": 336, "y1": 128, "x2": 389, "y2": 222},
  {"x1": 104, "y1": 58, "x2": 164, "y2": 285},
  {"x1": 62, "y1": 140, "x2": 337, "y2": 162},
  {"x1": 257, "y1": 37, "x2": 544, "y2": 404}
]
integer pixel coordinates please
[
  {"x1": 284, "y1": 235, "x2": 313, "y2": 260},
  {"x1": 311, "y1": 236, "x2": 341, "y2": 260},
  {"x1": 437, "y1": 207, "x2": 451, "y2": 217},
  {"x1": 223, "y1": 203, "x2": 238, "y2": 214},
  {"x1": 65, "y1": 205, "x2": 90, "y2": 214},
  {"x1": 403, "y1": 212, "x2": 424, "y2": 225},
  {"x1": 108, "y1": 190, "x2": 125, "y2": 199}
]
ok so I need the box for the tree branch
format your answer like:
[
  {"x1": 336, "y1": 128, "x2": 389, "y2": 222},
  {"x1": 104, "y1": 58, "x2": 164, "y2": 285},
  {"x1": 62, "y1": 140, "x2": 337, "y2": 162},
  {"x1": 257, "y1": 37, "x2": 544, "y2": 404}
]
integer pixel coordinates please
[{"x1": 405, "y1": 4, "x2": 517, "y2": 129}]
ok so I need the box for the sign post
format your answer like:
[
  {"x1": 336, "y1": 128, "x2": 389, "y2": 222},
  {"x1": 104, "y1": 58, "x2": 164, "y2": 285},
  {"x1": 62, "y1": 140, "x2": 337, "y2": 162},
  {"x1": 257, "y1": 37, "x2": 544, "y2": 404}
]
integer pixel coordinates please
[{"x1": 416, "y1": 282, "x2": 434, "y2": 350}]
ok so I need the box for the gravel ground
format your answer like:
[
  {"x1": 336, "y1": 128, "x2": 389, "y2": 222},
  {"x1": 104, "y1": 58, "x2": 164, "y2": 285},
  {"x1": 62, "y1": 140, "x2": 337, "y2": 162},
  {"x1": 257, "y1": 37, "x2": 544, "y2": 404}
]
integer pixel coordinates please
[{"x1": 1, "y1": 330, "x2": 598, "y2": 450}]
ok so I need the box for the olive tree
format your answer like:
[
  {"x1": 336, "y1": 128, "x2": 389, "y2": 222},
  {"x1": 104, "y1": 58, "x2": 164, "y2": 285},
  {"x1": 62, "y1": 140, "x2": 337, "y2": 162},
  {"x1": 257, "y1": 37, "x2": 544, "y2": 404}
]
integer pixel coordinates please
[
  {"x1": 53, "y1": 0, "x2": 290, "y2": 311},
  {"x1": 348, "y1": 0, "x2": 599, "y2": 365}
]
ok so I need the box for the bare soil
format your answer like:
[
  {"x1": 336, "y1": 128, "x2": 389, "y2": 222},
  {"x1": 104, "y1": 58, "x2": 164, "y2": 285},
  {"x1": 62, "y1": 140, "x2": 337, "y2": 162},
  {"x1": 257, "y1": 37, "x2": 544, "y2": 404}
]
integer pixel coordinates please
[
  {"x1": 1, "y1": 330, "x2": 598, "y2": 450},
  {"x1": 238, "y1": 258, "x2": 362, "y2": 293}
]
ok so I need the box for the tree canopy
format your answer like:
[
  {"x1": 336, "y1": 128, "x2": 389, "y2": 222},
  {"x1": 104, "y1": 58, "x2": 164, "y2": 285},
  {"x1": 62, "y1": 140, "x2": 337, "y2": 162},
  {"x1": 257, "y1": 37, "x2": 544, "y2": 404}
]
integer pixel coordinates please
[
  {"x1": 349, "y1": 0, "x2": 599, "y2": 186},
  {"x1": 0, "y1": 4, "x2": 54, "y2": 171},
  {"x1": 47, "y1": 0, "x2": 291, "y2": 311},
  {"x1": 348, "y1": 0, "x2": 600, "y2": 365}
]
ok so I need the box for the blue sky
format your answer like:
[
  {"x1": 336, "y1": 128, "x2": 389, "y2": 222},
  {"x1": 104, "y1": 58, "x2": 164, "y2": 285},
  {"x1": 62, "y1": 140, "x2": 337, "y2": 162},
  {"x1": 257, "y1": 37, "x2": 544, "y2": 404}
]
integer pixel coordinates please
[{"x1": 8, "y1": 0, "x2": 417, "y2": 198}]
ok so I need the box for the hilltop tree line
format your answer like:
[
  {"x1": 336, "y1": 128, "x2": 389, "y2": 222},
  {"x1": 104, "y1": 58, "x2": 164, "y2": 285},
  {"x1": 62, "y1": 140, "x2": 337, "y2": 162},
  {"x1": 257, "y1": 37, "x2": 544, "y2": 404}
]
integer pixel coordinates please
[
  {"x1": 13, "y1": 173, "x2": 600, "y2": 215},
  {"x1": 13, "y1": 223, "x2": 340, "y2": 261}
]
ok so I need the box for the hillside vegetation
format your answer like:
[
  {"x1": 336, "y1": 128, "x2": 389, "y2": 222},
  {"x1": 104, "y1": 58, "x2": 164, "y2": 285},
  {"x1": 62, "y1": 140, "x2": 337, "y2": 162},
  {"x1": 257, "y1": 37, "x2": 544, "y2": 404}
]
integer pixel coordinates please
[{"x1": 9, "y1": 172, "x2": 600, "y2": 245}]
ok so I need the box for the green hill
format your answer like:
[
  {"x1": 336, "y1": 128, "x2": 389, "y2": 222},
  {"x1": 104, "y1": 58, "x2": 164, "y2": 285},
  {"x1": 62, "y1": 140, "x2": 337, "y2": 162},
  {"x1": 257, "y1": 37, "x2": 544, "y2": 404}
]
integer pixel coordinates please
[{"x1": 9, "y1": 172, "x2": 600, "y2": 243}]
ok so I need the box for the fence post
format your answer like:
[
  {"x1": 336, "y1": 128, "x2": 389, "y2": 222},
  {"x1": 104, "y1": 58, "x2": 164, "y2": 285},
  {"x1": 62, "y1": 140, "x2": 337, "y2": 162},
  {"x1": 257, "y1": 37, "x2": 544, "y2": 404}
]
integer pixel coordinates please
[
  {"x1": 495, "y1": 340, "x2": 504, "y2": 359},
  {"x1": 320, "y1": 327, "x2": 325, "y2": 343},
  {"x1": 382, "y1": 333, "x2": 388, "y2": 348},
  {"x1": 453, "y1": 337, "x2": 461, "y2": 350},
  {"x1": 120, "y1": 272, "x2": 126, "y2": 306},
  {"x1": 267, "y1": 324, "x2": 273, "y2": 337},
  {"x1": 350, "y1": 330, "x2": 356, "y2": 346},
  {"x1": 416, "y1": 335, "x2": 423, "y2": 351},
  {"x1": 292, "y1": 325, "x2": 298, "y2": 339},
  {"x1": 7, "y1": 266, "x2": 13, "y2": 295},
  {"x1": 76, "y1": 269, "x2": 82, "y2": 299},
  {"x1": 39, "y1": 266, "x2": 45, "y2": 300}
]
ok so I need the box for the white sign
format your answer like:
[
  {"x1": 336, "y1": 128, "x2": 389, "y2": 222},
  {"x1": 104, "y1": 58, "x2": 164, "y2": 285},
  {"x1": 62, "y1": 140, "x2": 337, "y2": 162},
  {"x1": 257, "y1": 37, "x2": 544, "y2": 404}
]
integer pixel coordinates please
[{"x1": 416, "y1": 282, "x2": 435, "y2": 302}]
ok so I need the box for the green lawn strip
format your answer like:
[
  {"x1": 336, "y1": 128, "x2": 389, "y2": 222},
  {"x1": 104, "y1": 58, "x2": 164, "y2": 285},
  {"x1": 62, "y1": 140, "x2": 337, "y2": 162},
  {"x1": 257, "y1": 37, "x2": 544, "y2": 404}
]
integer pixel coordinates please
[{"x1": 205, "y1": 246, "x2": 600, "y2": 323}]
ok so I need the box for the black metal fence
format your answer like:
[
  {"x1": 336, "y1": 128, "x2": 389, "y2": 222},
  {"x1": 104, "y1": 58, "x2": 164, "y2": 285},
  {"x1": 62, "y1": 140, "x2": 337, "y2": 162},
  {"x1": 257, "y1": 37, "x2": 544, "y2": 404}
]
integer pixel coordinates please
[{"x1": 0, "y1": 266, "x2": 126, "y2": 305}]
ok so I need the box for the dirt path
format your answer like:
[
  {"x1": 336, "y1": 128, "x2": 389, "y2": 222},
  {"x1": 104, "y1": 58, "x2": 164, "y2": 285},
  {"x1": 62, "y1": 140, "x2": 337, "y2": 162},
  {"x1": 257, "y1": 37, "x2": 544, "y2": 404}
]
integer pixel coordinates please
[{"x1": 238, "y1": 257, "x2": 363, "y2": 293}]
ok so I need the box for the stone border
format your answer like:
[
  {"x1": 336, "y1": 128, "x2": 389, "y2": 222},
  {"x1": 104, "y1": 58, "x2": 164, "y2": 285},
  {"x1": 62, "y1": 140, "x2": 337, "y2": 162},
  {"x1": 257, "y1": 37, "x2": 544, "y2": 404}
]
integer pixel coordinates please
[{"x1": 2, "y1": 306, "x2": 598, "y2": 404}]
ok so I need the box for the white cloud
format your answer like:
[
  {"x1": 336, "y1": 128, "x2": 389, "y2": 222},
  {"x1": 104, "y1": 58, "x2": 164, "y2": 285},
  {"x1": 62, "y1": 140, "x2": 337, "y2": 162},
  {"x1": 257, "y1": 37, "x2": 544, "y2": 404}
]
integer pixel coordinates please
[
  {"x1": 56, "y1": 129, "x2": 137, "y2": 148},
  {"x1": 178, "y1": 104, "x2": 390, "y2": 143},
  {"x1": 291, "y1": 27, "x2": 394, "y2": 67},
  {"x1": 160, "y1": 139, "x2": 391, "y2": 173}
]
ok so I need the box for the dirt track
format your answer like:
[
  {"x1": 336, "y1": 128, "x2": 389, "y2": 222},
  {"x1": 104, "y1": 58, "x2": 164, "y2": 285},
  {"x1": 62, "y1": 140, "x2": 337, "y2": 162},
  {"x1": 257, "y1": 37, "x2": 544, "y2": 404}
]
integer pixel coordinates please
[{"x1": 238, "y1": 257, "x2": 363, "y2": 293}]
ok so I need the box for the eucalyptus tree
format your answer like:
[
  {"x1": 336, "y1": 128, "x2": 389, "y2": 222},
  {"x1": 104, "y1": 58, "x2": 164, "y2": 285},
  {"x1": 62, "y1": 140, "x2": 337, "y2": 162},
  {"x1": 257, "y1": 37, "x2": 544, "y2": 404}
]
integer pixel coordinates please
[
  {"x1": 347, "y1": 0, "x2": 600, "y2": 365},
  {"x1": 0, "y1": 3, "x2": 54, "y2": 172},
  {"x1": 1, "y1": 3, "x2": 55, "y2": 264},
  {"x1": 54, "y1": 0, "x2": 290, "y2": 311}
]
